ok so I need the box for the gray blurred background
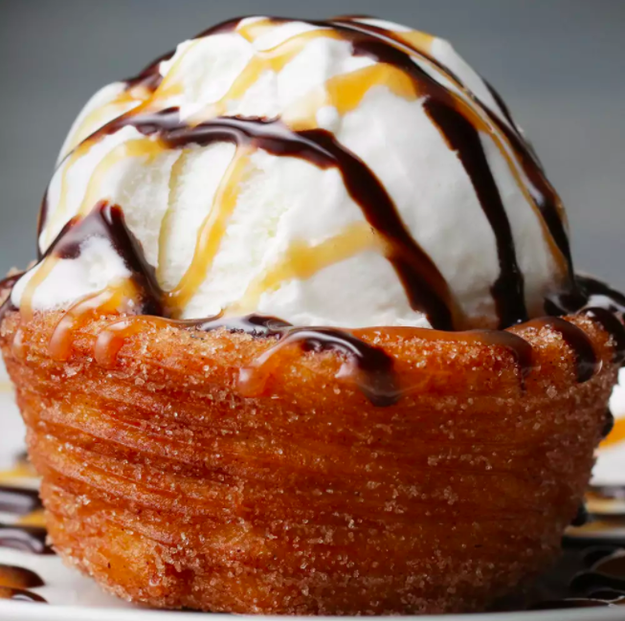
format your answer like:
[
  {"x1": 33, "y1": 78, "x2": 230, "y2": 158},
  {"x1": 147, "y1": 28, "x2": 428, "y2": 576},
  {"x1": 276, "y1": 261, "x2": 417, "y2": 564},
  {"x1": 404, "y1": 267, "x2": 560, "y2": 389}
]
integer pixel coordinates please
[{"x1": 1, "y1": 0, "x2": 623, "y2": 287}]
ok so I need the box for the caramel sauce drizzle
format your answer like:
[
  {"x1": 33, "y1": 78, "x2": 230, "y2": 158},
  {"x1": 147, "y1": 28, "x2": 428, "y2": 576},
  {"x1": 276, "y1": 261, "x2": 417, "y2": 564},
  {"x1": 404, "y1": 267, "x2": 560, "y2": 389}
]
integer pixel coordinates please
[
  {"x1": 0, "y1": 586, "x2": 47, "y2": 603},
  {"x1": 19, "y1": 259, "x2": 59, "y2": 323},
  {"x1": 189, "y1": 28, "x2": 346, "y2": 123},
  {"x1": 72, "y1": 110, "x2": 456, "y2": 327},
  {"x1": 49, "y1": 284, "x2": 140, "y2": 362},
  {"x1": 0, "y1": 564, "x2": 44, "y2": 590},
  {"x1": 282, "y1": 63, "x2": 419, "y2": 130},
  {"x1": 164, "y1": 150, "x2": 253, "y2": 316},
  {"x1": 0, "y1": 463, "x2": 37, "y2": 485},
  {"x1": 93, "y1": 315, "x2": 170, "y2": 368},
  {"x1": 16, "y1": 511, "x2": 45, "y2": 528},
  {"x1": 0, "y1": 481, "x2": 48, "y2": 600},
  {"x1": 235, "y1": 222, "x2": 382, "y2": 314},
  {"x1": 602, "y1": 418, "x2": 625, "y2": 449},
  {"x1": 76, "y1": 138, "x2": 166, "y2": 219}
]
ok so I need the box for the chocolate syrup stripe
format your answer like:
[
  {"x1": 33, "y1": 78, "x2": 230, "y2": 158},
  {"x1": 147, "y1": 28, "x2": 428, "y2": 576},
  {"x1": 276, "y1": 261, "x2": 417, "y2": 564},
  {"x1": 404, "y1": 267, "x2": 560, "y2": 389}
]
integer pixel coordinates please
[
  {"x1": 524, "y1": 317, "x2": 599, "y2": 383},
  {"x1": 545, "y1": 275, "x2": 625, "y2": 367},
  {"x1": 260, "y1": 326, "x2": 399, "y2": 407},
  {"x1": 186, "y1": 315, "x2": 535, "y2": 394},
  {"x1": 582, "y1": 308, "x2": 625, "y2": 365},
  {"x1": 335, "y1": 19, "x2": 546, "y2": 174},
  {"x1": 483, "y1": 80, "x2": 544, "y2": 170},
  {"x1": 0, "y1": 486, "x2": 42, "y2": 515},
  {"x1": 331, "y1": 17, "x2": 574, "y2": 280},
  {"x1": 45, "y1": 201, "x2": 163, "y2": 316},
  {"x1": 323, "y1": 17, "x2": 533, "y2": 327},
  {"x1": 82, "y1": 109, "x2": 457, "y2": 330},
  {"x1": 0, "y1": 564, "x2": 44, "y2": 589},
  {"x1": 0, "y1": 486, "x2": 52, "y2": 556},
  {"x1": 0, "y1": 273, "x2": 23, "y2": 326},
  {"x1": 0, "y1": 586, "x2": 47, "y2": 603},
  {"x1": 423, "y1": 101, "x2": 527, "y2": 327},
  {"x1": 342, "y1": 31, "x2": 534, "y2": 327},
  {"x1": 0, "y1": 524, "x2": 52, "y2": 555},
  {"x1": 123, "y1": 48, "x2": 175, "y2": 93},
  {"x1": 576, "y1": 275, "x2": 625, "y2": 315}
]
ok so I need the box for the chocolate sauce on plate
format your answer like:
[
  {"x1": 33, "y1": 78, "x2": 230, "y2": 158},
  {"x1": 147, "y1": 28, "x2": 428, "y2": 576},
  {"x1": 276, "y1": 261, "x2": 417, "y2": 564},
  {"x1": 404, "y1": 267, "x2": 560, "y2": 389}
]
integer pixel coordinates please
[
  {"x1": 0, "y1": 524, "x2": 53, "y2": 555},
  {"x1": 0, "y1": 564, "x2": 44, "y2": 589},
  {"x1": 0, "y1": 586, "x2": 47, "y2": 603},
  {"x1": 0, "y1": 486, "x2": 42, "y2": 516}
]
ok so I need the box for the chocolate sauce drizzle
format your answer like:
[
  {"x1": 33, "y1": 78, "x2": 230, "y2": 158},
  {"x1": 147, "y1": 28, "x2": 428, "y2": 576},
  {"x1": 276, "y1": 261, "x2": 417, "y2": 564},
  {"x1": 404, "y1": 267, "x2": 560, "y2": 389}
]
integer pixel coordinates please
[
  {"x1": 0, "y1": 486, "x2": 42, "y2": 516},
  {"x1": 583, "y1": 308, "x2": 625, "y2": 365},
  {"x1": 524, "y1": 317, "x2": 600, "y2": 383},
  {"x1": 0, "y1": 586, "x2": 47, "y2": 603},
  {"x1": 42, "y1": 201, "x2": 163, "y2": 316},
  {"x1": 0, "y1": 524, "x2": 53, "y2": 555},
  {"x1": 154, "y1": 315, "x2": 398, "y2": 405},
  {"x1": 0, "y1": 486, "x2": 48, "y2": 599},
  {"x1": 188, "y1": 313, "x2": 292, "y2": 336},
  {"x1": 423, "y1": 101, "x2": 527, "y2": 327},
  {"x1": 603, "y1": 409, "x2": 616, "y2": 439},
  {"x1": 530, "y1": 546, "x2": 625, "y2": 610},
  {"x1": 85, "y1": 109, "x2": 458, "y2": 330},
  {"x1": 124, "y1": 48, "x2": 175, "y2": 93},
  {"x1": 0, "y1": 564, "x2": 44, "y2": 589},
  {"x1": 0, "y1": 273, "x2": 22, "y2": 325},
  {"x1": 546, "y1": 274, "x2": 625, "y2": 367},
  {"x1": 264, "y1": 327, "x2": 399, "y2": 407},
  {"x1": 332, "y1": 17, "x2": 575, "y2": 288},
  {"x1": 548, "y1": 274, "x2": 625, "y2": 317}
]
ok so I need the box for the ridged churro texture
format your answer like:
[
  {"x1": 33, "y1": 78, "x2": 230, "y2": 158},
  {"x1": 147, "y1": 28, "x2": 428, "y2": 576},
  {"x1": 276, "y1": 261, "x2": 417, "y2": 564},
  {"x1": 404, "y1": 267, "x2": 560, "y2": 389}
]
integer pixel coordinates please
[{"x1": 0, "y1": 310, "x2": 617, "y2": 614}]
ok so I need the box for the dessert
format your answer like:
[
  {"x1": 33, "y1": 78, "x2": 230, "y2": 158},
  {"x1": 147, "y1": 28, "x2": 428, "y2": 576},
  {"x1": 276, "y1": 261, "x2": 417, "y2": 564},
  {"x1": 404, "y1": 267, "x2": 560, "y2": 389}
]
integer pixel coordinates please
[{"x1": 0, "y1": 14, "x2": 624, "y2": 615}]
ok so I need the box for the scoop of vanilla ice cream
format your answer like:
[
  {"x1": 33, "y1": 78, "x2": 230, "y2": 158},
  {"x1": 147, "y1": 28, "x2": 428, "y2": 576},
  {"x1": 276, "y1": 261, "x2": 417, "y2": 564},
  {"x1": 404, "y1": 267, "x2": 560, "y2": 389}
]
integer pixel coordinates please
[{"x1": 14, "y1": 16, "x2": 569, "y2": 329}]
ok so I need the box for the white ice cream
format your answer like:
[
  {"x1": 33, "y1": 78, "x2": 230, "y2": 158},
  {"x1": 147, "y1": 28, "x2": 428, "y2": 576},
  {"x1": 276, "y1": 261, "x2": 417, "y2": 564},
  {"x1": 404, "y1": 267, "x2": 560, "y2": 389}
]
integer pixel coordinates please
[{"x1": 12, "y1": 16, "x2": 566, "y2": 328}]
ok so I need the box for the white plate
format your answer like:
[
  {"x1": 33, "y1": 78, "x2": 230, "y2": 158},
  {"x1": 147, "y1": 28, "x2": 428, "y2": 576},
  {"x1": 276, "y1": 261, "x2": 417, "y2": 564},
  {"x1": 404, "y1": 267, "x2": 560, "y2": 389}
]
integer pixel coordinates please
[{"x1": 0, "y1": 359, "x2": 623, "y2": 621}]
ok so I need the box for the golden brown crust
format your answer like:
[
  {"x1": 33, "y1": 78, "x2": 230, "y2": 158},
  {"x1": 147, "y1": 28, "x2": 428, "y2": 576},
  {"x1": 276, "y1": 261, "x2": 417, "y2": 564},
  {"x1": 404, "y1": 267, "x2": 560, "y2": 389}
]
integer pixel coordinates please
[{"x1": 0, "y1": 310, "x2": 618, "y2": 614}]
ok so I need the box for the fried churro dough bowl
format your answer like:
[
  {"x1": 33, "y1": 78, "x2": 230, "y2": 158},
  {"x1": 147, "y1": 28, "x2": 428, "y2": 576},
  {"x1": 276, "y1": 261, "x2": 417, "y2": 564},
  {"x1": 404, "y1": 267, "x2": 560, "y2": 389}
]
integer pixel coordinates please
[
  {"x1": 0, "y1": 305, "x2": 617, "y2": 615},
  {"x1": 4, "y1": 14, "x2": 625, "y2": 616}
]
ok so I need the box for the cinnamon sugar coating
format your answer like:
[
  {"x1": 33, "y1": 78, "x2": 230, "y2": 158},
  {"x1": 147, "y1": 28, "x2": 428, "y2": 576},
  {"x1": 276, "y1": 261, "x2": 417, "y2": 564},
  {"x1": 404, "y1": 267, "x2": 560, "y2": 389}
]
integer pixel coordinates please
[{"x1": 0, "y1": 310, "x2": 617, "y2": 614}]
